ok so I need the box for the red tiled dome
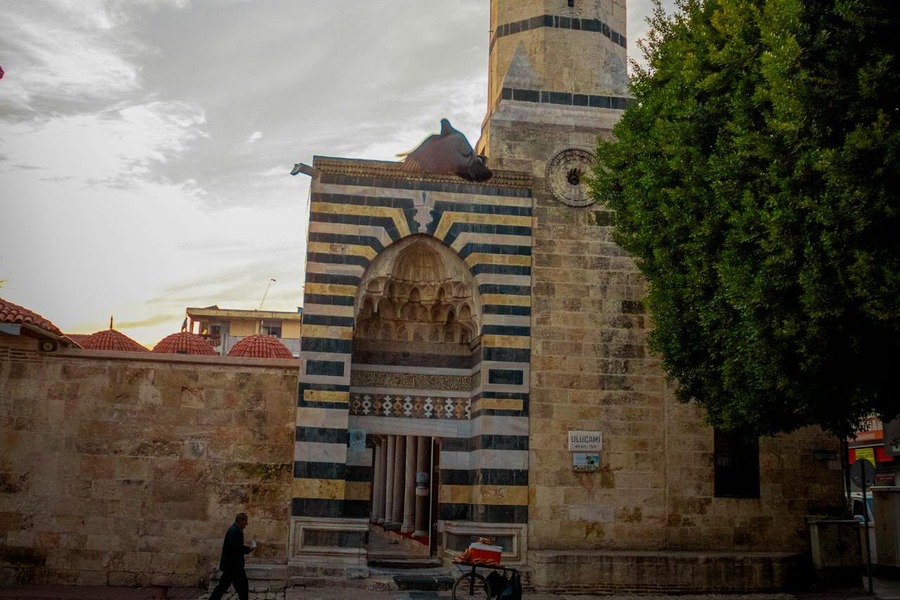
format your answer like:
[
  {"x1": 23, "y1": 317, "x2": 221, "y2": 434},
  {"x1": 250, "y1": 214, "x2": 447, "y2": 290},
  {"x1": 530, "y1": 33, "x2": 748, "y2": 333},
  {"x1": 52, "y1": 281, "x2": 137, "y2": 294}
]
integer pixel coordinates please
[
  {"x1": 152, "y1": 331, "x2": 216, "y2": 355},
  {"x1": 227, "y1": 334, "x2": 294, "y2": 359},
  {"x1": 81, "y1": 329, "x2": 148, "y2": 352},
  {"x1": 0, "y1": 297, "x2": 63, "y2": 336},
  {"x1": 66, "y1": 333, "x2": 92, "y2": 347}
]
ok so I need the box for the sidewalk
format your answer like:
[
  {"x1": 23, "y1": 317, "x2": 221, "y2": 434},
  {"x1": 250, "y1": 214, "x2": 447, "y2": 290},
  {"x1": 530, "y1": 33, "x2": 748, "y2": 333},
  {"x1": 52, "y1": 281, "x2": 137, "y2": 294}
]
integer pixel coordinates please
[{"x1": 0, "y1": 575, "x2": 897, "y2": 600}]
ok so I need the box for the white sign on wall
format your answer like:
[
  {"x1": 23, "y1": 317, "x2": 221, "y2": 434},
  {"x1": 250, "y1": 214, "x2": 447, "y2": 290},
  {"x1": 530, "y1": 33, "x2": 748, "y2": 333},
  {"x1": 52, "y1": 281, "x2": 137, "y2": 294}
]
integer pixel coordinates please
[{"x1": 568, "y1": 431, "x2": 602, "y2": 452}]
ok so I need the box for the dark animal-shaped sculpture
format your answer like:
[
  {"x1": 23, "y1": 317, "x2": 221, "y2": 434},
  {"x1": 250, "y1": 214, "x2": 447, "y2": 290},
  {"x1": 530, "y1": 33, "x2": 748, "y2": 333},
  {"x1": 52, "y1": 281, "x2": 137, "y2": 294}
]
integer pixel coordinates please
[{"x1": 398, "y1": 119, "x2": 492, "y2": 182}]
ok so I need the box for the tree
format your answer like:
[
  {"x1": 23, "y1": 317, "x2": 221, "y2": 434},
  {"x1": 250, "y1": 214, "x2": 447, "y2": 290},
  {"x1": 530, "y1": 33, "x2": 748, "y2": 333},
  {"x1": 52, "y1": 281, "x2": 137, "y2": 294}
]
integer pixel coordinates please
[{"x1": 591, "y1": 0, "x2": 900, "y2": 437}]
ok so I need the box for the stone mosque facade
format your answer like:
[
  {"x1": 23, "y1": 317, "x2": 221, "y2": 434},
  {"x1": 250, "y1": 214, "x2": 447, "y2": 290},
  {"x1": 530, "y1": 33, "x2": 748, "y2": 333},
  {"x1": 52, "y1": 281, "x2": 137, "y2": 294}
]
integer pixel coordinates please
[
  {"x1": 289, "y1": 0, "x2": 843, "y2": 590},
  {"x1": 0, "y1": 0, "x2": 847, "y2": 593}
]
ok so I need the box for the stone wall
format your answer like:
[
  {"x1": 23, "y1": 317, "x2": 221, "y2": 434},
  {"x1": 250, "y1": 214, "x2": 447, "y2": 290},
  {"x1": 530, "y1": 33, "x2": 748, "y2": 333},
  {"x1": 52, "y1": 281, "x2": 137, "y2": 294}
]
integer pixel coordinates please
[
  {"x1": 527, "y1": 188, "x2": 844, "y2": 557},
  {"x1": 0, "y1": 339, "x2": 298, "y2": 586},
  {"x1": 478, "y1": 38, "x2": 844, "y2": 585}
]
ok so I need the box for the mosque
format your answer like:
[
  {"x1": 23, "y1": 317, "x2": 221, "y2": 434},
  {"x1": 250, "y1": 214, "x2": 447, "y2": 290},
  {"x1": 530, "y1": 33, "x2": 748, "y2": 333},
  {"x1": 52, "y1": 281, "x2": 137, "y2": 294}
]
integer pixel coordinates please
[
  {"x1": 286, "y1": 0, "x2": 844, "y2": 591},
  {"x1": 0, "y1": 0, "x2": 850, "y2": 593}
]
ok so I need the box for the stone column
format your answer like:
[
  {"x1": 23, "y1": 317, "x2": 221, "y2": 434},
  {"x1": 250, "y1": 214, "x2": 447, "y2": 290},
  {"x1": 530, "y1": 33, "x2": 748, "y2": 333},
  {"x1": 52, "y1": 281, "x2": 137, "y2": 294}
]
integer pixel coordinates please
[
  {"x1": 390, "y1": 435, "x2": 405, "y2": 528},
  {"x1": 414, "y1": 436, "x2": 429, "y2": 538},
  {"x1": 377, "y1": 438, "x2": 389, "y2": 525},
  {"x1": 371, "y1": 439, "x2": 384, "y2": 523},
  {"x1": 402, "y1": 435, "x2": 416, "y2": 533},
  {"x1": 384, "y1": 435, "x2": 396, "y2": 527}
]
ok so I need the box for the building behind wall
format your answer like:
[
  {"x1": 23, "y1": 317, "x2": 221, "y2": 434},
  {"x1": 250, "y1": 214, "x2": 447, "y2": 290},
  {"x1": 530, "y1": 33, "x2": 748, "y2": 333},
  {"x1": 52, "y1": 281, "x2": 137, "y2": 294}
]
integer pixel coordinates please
[
  {"x1": 186, "y1": 306, "x2": 303, "y2": 357},
  {"x1": 288, "y1": 0, "x2": 845, "y2": 591}
]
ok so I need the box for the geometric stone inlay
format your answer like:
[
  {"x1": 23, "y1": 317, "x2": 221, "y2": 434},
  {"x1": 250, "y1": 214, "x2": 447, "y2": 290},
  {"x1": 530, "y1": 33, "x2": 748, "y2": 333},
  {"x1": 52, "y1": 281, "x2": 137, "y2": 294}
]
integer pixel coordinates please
[{"x1": 349, "y1": 393, "x2": 471, "y2": 420}]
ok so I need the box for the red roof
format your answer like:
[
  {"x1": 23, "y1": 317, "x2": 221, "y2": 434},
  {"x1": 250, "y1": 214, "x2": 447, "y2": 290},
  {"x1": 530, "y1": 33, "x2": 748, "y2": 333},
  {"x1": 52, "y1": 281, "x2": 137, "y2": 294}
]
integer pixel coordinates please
[
  {"x1": 80, "y1": 329, "x2": 148, "y2": 352},
  {"x1": 152, "y1": 331, "x2": 216, "y2": 356},
  {"x1": 227, "y1": 334, "x2": 294, "y2": 359},
  {"x1": 0, "y1": 297, "x2": 63, "y2": 336}
]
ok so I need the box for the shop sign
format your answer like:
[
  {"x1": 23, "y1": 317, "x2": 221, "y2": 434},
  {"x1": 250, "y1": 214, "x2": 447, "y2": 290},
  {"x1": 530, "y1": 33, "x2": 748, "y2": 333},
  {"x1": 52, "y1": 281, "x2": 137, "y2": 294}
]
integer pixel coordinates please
[
  {"x1": 853, "y1": 416, "x2": 884, "y2": 443},
  {"x1": 855, "y1": 447, "x2": 876, "y2": 465}
]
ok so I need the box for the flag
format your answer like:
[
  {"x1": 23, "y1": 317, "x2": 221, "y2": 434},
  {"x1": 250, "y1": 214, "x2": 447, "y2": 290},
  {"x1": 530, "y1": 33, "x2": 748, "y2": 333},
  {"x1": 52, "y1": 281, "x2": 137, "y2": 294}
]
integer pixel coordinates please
[{"x1": 0, "y1": 66, "x2": 5, "y2": 80}]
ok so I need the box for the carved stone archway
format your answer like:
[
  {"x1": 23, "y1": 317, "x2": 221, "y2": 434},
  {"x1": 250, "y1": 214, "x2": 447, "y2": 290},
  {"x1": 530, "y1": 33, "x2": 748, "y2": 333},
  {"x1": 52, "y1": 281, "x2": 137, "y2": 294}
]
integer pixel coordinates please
[{"x1": 350, "y1": 235, "x2": 482, "y2": 556}]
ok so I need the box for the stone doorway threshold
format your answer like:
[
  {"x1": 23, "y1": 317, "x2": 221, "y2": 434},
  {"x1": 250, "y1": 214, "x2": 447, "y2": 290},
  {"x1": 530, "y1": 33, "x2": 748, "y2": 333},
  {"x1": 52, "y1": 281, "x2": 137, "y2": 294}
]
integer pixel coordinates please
[{"x1": 367, "y1": 524, "x2": 440, "y2": 569}]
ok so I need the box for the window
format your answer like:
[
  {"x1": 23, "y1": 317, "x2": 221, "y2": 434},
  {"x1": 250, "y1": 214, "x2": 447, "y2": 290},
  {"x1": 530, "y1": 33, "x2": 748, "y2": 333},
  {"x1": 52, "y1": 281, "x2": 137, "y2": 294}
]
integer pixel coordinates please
[
  {"x1": 260, "y1": 319, "x2": 283, "y2": 338},
  {"x1": 714, "y1": 429, "x2": 760, "y2": 498}
]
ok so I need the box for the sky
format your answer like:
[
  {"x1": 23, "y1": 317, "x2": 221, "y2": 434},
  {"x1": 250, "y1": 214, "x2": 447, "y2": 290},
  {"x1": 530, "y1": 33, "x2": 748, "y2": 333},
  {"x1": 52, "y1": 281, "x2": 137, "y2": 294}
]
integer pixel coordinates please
[{"x1": 0, "y1": 0, "x2": 672, "y2": 349}]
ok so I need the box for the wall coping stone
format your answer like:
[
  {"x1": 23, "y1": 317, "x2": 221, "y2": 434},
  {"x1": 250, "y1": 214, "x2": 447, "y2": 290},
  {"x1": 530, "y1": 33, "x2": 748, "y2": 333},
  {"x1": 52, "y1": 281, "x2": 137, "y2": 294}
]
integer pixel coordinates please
[{"x1": 51, "y1": 347, "x2": 300, "y2": 369}]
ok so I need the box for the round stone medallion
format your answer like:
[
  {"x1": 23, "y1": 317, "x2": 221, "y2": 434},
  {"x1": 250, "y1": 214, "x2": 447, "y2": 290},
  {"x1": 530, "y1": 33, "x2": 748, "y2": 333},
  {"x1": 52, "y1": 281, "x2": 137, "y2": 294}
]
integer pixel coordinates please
[{"x1": 545, "y1": 148, "x2": 595, "y2": 207}]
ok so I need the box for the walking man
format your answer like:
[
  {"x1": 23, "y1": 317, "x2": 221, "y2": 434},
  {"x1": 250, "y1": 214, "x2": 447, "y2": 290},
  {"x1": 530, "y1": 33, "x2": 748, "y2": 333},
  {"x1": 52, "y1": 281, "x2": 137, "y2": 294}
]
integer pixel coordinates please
[{"x1": 209, "y1": 512, "x2": 256, "y2": 600}]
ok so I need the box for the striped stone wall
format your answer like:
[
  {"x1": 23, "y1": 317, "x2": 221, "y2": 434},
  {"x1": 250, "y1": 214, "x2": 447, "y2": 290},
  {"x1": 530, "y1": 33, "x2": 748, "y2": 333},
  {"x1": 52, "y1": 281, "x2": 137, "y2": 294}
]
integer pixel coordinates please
[{"x1": 292, "y1": 158, "x2": 534, "y2": 559}]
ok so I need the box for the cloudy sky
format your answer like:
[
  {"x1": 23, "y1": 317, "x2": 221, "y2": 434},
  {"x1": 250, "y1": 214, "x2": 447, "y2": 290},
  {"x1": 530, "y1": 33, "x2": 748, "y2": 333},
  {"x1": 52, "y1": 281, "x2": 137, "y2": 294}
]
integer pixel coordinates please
[{"x1": 1, "y1": 0, "x2": 671, "y2": 348}]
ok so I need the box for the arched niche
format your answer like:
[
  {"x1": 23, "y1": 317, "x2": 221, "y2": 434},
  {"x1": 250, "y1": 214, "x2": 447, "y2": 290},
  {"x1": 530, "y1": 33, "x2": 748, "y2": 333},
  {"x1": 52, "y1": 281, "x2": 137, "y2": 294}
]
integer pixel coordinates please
[{"x1": 354, "y1": 235, "x2": 481, "y2": 345}]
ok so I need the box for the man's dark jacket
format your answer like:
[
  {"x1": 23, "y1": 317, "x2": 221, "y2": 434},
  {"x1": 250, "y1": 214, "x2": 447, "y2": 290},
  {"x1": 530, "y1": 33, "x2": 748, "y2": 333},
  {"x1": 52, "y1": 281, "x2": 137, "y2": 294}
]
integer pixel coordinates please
[{"x1": 218, "y1": 522, "x2": 250, "y2": 572}]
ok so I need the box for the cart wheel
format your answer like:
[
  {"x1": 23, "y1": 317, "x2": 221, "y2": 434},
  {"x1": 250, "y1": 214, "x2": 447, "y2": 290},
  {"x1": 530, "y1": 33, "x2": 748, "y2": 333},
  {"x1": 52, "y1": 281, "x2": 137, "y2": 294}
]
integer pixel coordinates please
[{"x1": 452, "y1": 572, "x2": 491, "y2": 600}]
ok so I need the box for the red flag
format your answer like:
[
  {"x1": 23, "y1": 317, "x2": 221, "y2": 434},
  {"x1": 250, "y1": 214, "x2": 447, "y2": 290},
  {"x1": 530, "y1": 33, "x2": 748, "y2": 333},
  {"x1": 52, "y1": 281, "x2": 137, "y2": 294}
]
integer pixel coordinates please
[{"x1": 0, "y1": 66, "x2": 4, "y2": 80}]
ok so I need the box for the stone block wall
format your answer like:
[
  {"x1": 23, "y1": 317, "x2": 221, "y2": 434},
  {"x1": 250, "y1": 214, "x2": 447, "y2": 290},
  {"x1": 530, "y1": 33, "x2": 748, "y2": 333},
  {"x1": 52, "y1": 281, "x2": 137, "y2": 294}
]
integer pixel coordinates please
[
  {"x1": 528, "y1": 550, "x2": 804, "y2": 593},
  {"x1": 528, "y1": 197, "x2": 844, "y2": 555},
  {"x1": 479, "y1": 72, "x2": 844, "y2": 566},
  {"x1": 0, "y1": 342, "x2": 298, "y2": 586}
]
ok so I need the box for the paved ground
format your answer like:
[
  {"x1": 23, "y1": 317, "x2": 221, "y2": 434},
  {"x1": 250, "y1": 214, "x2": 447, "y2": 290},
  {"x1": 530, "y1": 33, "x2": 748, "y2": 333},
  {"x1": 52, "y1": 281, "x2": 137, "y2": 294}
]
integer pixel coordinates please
[{"x1": 0, "y1": 576, "x2": 897, "y2": 600}]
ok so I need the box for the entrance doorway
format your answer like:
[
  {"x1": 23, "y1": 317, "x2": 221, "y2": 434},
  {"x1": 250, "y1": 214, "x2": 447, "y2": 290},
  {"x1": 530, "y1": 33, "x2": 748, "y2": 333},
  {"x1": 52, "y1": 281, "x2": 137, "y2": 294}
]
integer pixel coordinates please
[
  {"x1": 350, "y1": 236, "x2": 482, "y2": 566},
  {"x1": 368, "y1": 435, "x2": 437, "y2": 565}
]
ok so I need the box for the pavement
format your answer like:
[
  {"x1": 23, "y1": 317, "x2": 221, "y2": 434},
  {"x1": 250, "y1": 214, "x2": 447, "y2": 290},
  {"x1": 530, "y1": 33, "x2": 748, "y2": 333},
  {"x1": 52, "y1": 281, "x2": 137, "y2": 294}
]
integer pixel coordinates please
[{"x1": 0, "y1": 575, "x2": 898, "y2": 600}]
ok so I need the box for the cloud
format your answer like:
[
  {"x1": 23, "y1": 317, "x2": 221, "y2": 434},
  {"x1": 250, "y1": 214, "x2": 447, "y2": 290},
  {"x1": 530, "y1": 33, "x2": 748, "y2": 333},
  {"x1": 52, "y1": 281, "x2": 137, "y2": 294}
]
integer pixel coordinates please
[
  {"x1": 0, "y1": 99, "x2": 206, "y2": 192},
  {"x1": 247, "y1": 131, "x2": 262, "y2": 143},
  {"x1": 1, "y1": 3, "x2": 143, "y2": 120},
  {"x1": 114, "y1": 312, "x2": 178, "y2": 330}
]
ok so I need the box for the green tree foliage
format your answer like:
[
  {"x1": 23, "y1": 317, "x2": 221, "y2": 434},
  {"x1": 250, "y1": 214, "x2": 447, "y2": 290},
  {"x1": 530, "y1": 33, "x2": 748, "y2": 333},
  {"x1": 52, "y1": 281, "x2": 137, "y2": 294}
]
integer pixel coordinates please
[{"x1": 592, "y1": 0, "x2": 900, "y2": 436}]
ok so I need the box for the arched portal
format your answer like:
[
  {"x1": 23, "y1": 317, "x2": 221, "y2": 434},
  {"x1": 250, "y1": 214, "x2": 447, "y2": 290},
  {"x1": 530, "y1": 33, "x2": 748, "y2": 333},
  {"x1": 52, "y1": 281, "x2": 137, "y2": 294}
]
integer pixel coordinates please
[
  {"x1": 349, "y1": 235, "x2": 482, "y2": 558},
  {"x1": 292, "y1": 156, "x2": 533, "y2": 569}
]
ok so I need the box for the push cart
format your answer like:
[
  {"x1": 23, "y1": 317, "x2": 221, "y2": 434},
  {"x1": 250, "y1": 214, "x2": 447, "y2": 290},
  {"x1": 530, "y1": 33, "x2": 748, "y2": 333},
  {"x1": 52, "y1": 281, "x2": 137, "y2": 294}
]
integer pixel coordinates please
[{"x1": 452, "y1": 561, "x2": 521, "y2": 600}]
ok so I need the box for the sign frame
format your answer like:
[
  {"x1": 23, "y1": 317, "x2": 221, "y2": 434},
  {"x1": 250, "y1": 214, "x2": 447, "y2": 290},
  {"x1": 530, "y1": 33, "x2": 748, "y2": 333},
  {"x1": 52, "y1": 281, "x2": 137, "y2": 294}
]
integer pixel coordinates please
[{"x1": 568, "y1": 431, "x2": 603, "y2": 452}]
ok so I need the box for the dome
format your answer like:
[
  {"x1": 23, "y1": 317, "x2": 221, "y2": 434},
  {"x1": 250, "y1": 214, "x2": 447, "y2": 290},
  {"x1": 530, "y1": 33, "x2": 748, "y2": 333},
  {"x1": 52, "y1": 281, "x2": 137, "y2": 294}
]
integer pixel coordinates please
[
  {"x1": 227, "y1": 334, "x2": 294, "y2": 359},
  {"x1": 80, "y1": 329, "x2": 148, "y2": 352},
  {"x1": 392, "y1": 242, "x2": 446, "y2": 283},
  {"x1": 152, "y1": 331, "x2": 216, "y2": 355},
  {"x1": 66, "y1": 333, "x2": 91, "y2": 348}
]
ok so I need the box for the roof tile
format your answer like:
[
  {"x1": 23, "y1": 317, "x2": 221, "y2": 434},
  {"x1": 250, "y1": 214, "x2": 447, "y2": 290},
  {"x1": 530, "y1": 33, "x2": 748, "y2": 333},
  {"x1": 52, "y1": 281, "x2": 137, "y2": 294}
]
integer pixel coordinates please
[
  {"x1": 152, "y1": 331, "x2": 217, "y2": 356},
  {"x1": 81, "y1": 329, "x2": 149, "y2": 352},
  {"x1": 227, "y1": 334, "x2": 294, "y2": 359},
  {"x1": 0, "y1": 297, "x2": 63, "y2": 336}
]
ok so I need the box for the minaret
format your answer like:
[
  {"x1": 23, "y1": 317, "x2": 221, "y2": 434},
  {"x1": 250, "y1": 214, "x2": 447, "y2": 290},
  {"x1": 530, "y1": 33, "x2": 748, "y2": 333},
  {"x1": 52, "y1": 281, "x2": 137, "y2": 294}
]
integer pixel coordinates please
[
  {"x1": 477, "y1": 1, "x2": 652, "y2": 558},
  {"x1": 477, "y1": 0, "x2": 628, "y2": 205}
]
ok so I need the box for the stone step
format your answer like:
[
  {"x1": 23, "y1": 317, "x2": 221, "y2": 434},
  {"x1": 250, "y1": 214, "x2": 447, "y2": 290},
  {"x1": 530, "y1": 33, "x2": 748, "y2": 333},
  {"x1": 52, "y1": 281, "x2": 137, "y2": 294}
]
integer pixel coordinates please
[
  {"x1": 367, "y1": 558, "x2": 443, "y2": 569},
  {"x1": 392, "y1": 573, "x2": 455, "y2": 591},
  {"x1": 368, "y1": 524, "x2": 430, "y2": 558}
]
